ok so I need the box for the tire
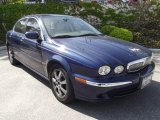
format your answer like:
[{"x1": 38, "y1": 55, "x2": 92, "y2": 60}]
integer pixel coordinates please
[
  {"x1": 49, "y1": 64, "x2": 75, "y2": 103},
  {"x1": 7, "y1": 46, "x2": 20, "y2": 65}
]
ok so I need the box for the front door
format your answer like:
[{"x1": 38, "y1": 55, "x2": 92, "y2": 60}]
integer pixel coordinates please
[{"x1": 20, "y1": 18, "x2": 44, "y2": 75}]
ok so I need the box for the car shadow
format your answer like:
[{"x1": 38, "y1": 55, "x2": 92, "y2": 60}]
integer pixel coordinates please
[
  {"x1": 66, "y1": 81, "x2": 160, "y2": 120},
  {"x1": 17, "y1": 64, "x2": 50, "y2": 89},
  {"x1": 15, "y1": 64, "x2": 160, "y2": 120}
]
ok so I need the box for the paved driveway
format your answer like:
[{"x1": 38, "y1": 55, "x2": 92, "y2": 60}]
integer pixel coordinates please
[{"x1": 0, "y1": 47, "x2": 160, "y2": 120}]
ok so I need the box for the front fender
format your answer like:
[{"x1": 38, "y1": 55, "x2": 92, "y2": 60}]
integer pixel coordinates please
[{"x1": 45, "y1": 55, "x2": 71, "y2": 77}]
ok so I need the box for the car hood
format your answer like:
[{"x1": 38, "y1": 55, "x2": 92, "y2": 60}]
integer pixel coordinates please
[{"x1": 53, "y1": 36, "x2": 152, "y2": 67}]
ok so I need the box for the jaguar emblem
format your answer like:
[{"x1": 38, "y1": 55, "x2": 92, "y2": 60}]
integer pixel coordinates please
[{"x1": 129, "y1": 48, "x2": 140, "y2": 52}]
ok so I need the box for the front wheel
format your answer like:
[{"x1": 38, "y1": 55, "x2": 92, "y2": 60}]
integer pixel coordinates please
[
  {"x1": 49, "y1": 65, "x2": 75, "y2": 103},
  {"x1": 7, "y1": 46, "x2": 20, "y2": 65}
]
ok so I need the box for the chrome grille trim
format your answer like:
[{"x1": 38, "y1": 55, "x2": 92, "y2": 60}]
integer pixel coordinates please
[{"x1": 127, "y1": 57, "x2": 148, "y2": 72}]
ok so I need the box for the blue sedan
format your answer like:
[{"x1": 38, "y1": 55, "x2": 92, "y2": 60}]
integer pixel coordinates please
[{"x1": 6, "y1": 14, "x2": 155, "y2": 103}]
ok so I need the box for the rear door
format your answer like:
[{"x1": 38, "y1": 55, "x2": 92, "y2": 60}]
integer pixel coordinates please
[{"x1": 20, "y1": 17, "x2": 44, "y2": 75}]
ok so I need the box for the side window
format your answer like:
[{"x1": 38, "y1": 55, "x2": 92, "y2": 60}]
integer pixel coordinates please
[
  {"x1": 14, "y1": 18, "x2": 27, "y2": 34},
  {"x1": 26, "y1": 18, "x2": 41, "y2": 35}
]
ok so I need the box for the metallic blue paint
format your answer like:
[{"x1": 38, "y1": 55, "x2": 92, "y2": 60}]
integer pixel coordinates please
[{"x1": 6, "y1": 14, "x2": 155, "y2": 101}]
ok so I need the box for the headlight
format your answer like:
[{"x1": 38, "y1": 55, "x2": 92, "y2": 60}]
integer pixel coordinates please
[
  {"x1": 114, "y1": 65, "x2": 124, "y2": 74},
  {"x1": 98, "y1": 66, "x2": 111, "y2": 75}
]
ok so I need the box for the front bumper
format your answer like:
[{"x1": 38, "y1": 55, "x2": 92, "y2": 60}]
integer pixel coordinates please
[{"x1": 71, "y1": 62, "x2": 155, "y2": 102}]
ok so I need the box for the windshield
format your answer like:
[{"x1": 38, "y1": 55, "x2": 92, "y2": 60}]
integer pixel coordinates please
[{"x1": 41, "y1": 15, "x2": 101, "y2": 38}]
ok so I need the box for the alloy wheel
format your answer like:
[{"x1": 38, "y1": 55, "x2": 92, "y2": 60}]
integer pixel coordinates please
[
  {"x1": 8, "y1": 48, "x2": 14, "y2": 63},
  {"x1": 51, "y1": 69, "x2": 67, "y2": 98}
]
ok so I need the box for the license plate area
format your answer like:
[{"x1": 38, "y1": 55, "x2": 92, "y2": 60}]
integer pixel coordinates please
[{"x1": 141, "y1": 73, "x2": 153, "y2": 89}]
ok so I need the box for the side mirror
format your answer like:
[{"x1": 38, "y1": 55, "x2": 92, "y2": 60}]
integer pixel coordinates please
[{"x1": 25, "y1": 31, "x2": 39, "y2": 40}]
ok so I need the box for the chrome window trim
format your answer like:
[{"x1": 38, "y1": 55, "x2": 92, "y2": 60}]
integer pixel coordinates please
[
  {"x1": 13, "y1": 17, "x2": 28, "y2": 34},
  {"x1": 127, "y1": 57, "x2": 148, "y2": 72},
  {"x1": 13, "y1": 16, "x2": 44, "y2": 41},
  {"x1": 25, "y1": 17, "x2": 44, "y2": 41}
]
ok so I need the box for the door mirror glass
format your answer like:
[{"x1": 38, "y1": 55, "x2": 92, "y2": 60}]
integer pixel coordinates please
[{"x1": 25, "y1": 31, "x2": 39, "y2": 40}]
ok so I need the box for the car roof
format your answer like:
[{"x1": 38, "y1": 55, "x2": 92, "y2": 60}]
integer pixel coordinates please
[{"x1": 25, "y1": 14, "x2": 74, "y2": 18}]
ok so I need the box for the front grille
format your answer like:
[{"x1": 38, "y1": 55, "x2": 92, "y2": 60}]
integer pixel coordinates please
[
  {"x1": 128, "y1": 62, "x2": 144, "y2": 72},
  {"x1": 127, "y1": 57, "x2": 150, "y2": 73}
]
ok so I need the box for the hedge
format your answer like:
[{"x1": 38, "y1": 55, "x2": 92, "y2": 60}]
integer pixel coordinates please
[
  {"x1": 0, "y1": 3, "x2": 106, "y2": 41},
  {"x1": 101, "y1": 25, "x2": 117, "y2": 35},
  {"x1": 0, "y1": 3, "x2": 68, "y2": 41},
  {"x1": 110, "y1": 28, "x2": 133, "y2": 41},
  {"x1": 0, "y1": 3, "x2": 135, "y2": 42},
  {"x1": 101, "y1": 25, "x2": 133, "y2": 41},
  {"x1": 0, "y1": 2, "x2": 139, "y2": 42},
  {"x1": 0, "y1": 2, "x2": 160, "y2": 48}
]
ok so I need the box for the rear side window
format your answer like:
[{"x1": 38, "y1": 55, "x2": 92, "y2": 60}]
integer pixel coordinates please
[
  {"x1": 14, "y1": 18, "x2": 27, "y2": 34},
  {"x1": 26, "y1": 18, "x2": 41, "y2": 35}
]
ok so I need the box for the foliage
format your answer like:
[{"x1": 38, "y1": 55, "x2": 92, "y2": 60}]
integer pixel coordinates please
[
  {"x1": 101, "y1": 25, "x2": 117, "y2": 35},
  {"x1": 0, "y1": 1, "x2": 160, "y2": 48},
  {"x1": 0, "y1": 0, "x2": 24, "y2": 4},
  {"x1": 109, "y1": 27, "x2": 133, "y2": 41},
  {"x1": 101, "y1": 25, "x2": 133, "y2": 41},
  {"x1": 12, "y1": 0, "x2": 24, "y2": 3},
  {"x1": 0, "y1": 3, "x2": 67, "y2": 41}
]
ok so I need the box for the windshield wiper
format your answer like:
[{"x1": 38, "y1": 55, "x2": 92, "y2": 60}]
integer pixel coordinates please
[
  {"x1": 78, "y1": 33, "x2": 103, "y2": 37},
  {"x1": 52, "y1": 35, "x2": 75, "y2": 38},
  {"x1": 52, "y1": 33, "x2": 104, "y2": 38}
]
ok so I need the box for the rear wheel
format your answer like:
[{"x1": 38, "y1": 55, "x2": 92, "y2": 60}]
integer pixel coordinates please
[
  {"x1": 7, "y1": 46, "x2": 20, "y2": 65},
  {"x1": 49, "y1": 64, "x2": 75, "y2": 103}
]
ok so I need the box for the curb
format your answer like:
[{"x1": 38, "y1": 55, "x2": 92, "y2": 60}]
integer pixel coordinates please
[
  {"x1": 150, "y1": 49, "x2": 160, "y2": 54},
  {"x1": 0, "y1": 46, "x2": 7, "y2": 50}
]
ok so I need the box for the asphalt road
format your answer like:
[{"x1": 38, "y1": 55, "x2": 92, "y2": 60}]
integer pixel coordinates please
[{"x1": 0, "y1": 48, "x2": 160, "y2": 120}]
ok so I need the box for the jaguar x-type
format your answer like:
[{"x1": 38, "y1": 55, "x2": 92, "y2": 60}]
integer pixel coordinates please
[{"x1": 6, "y1": 14, "x2": 155, "y2": 103}]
